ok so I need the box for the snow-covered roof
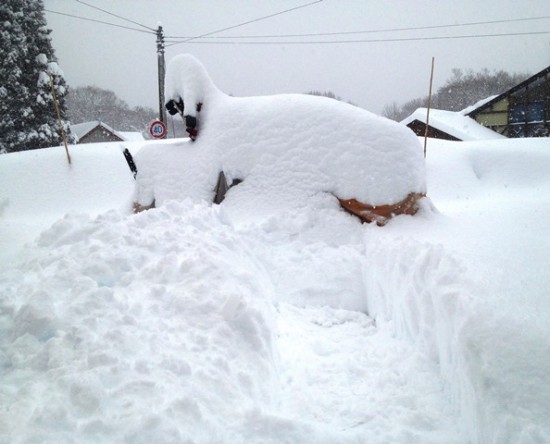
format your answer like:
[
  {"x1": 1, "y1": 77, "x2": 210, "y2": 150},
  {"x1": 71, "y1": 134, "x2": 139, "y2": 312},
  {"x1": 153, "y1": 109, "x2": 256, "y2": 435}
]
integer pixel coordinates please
[
  {"x1": 401, "y1": 108, "x2": 505, "y2": 141},
  {"x1": 460, "y1": 95, "x2": 499, "y2": 115},
  {"x1": 118, "y1": 131, "x2": 145, "y2": 142},
  {"x1": 71, "y1": 121, "x2": 126, "y2": 142},
  {"x1": 466, "y1": 65, "x2": 550, "y2": 117}
]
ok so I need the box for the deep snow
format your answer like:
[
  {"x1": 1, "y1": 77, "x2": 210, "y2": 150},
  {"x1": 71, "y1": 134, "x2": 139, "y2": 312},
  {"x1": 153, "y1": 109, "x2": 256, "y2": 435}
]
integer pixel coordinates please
[
  {"x1": 1, "y1": 55, "x2": 550, "y2": 443},
  {"x1": 1, "y1": 136, "x2": 550, "y2": 444}
]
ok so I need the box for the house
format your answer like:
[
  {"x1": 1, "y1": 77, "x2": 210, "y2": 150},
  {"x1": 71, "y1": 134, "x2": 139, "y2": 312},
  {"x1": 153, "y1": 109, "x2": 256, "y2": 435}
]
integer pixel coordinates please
[
  {"x1": 466, "y1": 65, "x2": 550, "y2": 138},
  {"x1": 402, "y1": 65, "x2": 550, "y2": 141},
  {"x1": 71, "y1": 121, "x2": 126, "y2": 144},
  {"x1": 401, "y1": 108, "x2": 505, "y2": 141}
]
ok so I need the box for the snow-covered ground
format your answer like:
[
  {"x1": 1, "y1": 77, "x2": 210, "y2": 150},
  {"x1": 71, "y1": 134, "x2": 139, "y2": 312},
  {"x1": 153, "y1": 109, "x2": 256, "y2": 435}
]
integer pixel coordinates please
[
  {"x1": 1, "y1": 55, "x2": 549, "y2": 443},
  {"x1": 2, "y1": 137, "x2": 550, "y2": 444}
]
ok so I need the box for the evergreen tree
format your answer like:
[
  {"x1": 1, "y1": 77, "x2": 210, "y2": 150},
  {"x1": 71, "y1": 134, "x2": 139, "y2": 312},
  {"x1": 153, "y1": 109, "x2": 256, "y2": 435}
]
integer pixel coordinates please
[
  {"x1": 0, "y1": 0, "x2": 71, "y2": 153},
  {"x1": 0, "y1": 0, "x2": 27, "y2": 153}
]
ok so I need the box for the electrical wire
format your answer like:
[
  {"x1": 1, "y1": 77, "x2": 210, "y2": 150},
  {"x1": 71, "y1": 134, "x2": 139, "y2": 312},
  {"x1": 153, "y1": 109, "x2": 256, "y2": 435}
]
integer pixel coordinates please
[
  {"x1": 166, "y1": 29, "x2": 550, "y2": 45},
  {"x1": 165, "y1": 14, "x2": 550, "y2": 40},
  {"x1": 48, "y1": 1, "x2": 326, "y2": 44},
  {"x1": 44, "y1": 9, "x2": 156, "y2": 34},
  {"x1": 165, "y1": 0, "x2": 324, "y2": 47},
  {"x1": 74, "y1": 0, "x2": 156, "y2": 31},
  {"x1": 46, "y1": 3, "x2": 550, "y2": 46}
]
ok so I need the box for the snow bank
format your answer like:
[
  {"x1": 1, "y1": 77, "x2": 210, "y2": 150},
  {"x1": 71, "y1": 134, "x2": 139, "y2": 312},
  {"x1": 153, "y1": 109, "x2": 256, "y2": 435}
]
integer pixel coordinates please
[
  {"x1": 135, "y1": 54, "x2": 426, "y2": 214},
  {"x1": 0, "y1": 202, "x2": 282, "y2": 443},
  {"x1": 363, "y1": 236, "x2": 477, "y2": 438},
  {"x1": 0, "y1": 142, "x2": 142, "y2": 262},
  {"x1": 364, "y1": 137, "x2": 550, "y2": 443}
]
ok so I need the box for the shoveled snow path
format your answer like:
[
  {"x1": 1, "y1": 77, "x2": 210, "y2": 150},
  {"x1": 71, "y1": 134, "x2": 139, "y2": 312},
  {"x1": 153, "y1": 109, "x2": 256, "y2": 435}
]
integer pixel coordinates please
[{"x1": 277, "y1": 304, "x2": 460, "y2": 442}]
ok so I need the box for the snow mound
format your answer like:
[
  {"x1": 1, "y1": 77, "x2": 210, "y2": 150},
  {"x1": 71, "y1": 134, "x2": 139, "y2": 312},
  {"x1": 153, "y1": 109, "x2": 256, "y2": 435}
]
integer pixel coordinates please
[
  {"x1": 0, "y1": 203, "x2": 279, "y2": 443},
  {"x1": 135, "y1": 54, "x2": 426, "y2": 216}
]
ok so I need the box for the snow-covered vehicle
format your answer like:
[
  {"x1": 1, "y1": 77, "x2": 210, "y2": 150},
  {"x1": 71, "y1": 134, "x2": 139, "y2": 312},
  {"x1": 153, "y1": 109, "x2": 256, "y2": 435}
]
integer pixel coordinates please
[{"x1": 133, "y1": 54, "x2": 427, "y2": 224}]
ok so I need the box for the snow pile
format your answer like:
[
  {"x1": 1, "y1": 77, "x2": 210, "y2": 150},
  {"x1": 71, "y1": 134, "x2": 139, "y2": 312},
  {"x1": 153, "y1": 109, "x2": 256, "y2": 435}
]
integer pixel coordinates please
[
  {"x1": 0, "y1": 173, "x2": 461, "y2": 443},
  {"x1": 0, "y1": 203, "x2": 281, "y2": 443},
  {"x1": 0, "y1": 55, "x2": 549, "y2": 443},
  {"x1": 135, "y1": 54, "x2": 426, "y2": 214}
]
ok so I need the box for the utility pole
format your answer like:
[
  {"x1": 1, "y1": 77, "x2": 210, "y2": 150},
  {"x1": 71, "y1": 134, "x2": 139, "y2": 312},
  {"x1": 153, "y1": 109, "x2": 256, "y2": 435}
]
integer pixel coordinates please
[{"x1": 156, "y1": 25, "x2": 167, "y2": 127}]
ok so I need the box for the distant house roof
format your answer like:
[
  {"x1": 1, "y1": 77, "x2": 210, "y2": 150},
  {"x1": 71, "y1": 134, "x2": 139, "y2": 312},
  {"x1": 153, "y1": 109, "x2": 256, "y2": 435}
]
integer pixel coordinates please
[
  {"x1": 460, "y1": 95, "x2": 499, "y2": 115},
  {"x1": 401, "y1": 108, "x2": 505, "y2": 141},
  {"x1": 463, "y1": 65, "x2": 550, "y2": 138},
  {"x1": 402, "y1": 65, "x2": 550, "y2": 140},
  {"x1": 466, "y1": 66, "x2": 550, "y2": 118},
  {"x1": 118, "y1": 131, "x2": 145, "y2": 142},
  {"x1": 71, "y1": 121, "x2": 125, "y2": 144}
]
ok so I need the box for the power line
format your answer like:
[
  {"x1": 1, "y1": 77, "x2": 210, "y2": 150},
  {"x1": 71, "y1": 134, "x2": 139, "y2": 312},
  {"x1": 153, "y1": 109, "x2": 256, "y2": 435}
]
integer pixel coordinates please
[
  {"x1": 44, "y1": 9, "x2": 155, "y2": 34},
  {"x1": 165, "y1": 29, "x2": 550, "y2": 45},
  {"x1": 165, "y1": 0, "x2": 324, "y2": 47},
  {"x1": 166, "y1": 14, "x2": 550, "y2": 40},
  {"x1": 75, "y1": 0, "x2": 156, "y2": 32},
  {"x1": 45, "y1": 6, "x2": 550, "y2": 45}
]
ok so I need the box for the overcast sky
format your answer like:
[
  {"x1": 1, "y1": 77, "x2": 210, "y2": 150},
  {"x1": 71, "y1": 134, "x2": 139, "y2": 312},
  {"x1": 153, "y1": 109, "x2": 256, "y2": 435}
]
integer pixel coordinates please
[{"x1": 44, "y1": 0, "x2": 550, "y2": 116}]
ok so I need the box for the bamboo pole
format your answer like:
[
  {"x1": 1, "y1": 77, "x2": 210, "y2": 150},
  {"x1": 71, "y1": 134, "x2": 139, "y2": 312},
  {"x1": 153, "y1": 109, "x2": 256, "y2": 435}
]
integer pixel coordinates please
[
  {"x1": 424, "y1": 57, "x2": 435, "y2": 158},
  {"x1": 49, "y1": 73, "x2": 72, "y2": 165}
]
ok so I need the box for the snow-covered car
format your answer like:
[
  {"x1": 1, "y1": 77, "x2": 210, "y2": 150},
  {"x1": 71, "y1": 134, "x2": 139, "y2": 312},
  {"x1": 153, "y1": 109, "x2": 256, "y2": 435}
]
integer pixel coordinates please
[{"x1": 133, "y1": 54, "x2": 427, "y2": 224}]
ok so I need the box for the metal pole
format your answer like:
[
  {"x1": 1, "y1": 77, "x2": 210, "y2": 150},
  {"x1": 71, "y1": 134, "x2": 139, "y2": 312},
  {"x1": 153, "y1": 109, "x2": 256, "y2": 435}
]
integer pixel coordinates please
[{"x1": 157, "y1": 26, "x2": 167, "y2": 128}]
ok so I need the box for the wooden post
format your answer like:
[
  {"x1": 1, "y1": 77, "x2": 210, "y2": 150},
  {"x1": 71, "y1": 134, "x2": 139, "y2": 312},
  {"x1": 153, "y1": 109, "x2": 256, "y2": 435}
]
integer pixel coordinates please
[
  {"x1": 49, "y1": 73, "x2": 71, "y2": 165},
  {"x1": 424, "y1": 57, "x2": 435, "y2": 158}
]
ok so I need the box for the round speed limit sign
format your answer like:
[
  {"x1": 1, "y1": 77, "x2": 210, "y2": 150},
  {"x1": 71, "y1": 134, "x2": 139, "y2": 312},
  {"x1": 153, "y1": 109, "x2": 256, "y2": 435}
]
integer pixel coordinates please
[{"x1": 149, "y1": 120, "x2": 167, "y2": 139}]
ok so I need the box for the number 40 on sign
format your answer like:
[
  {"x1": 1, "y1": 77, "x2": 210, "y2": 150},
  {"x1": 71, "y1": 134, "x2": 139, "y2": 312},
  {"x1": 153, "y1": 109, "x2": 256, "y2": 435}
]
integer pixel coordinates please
[{"x1": 149, "y1": 120, "x2": 167, "y2": 139}]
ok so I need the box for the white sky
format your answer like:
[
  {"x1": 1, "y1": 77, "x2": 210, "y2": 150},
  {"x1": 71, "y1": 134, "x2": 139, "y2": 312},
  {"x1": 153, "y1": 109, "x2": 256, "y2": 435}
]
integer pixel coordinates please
[{"x1": 44, "y1": 0, "x2": 550, "y2": 115}]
